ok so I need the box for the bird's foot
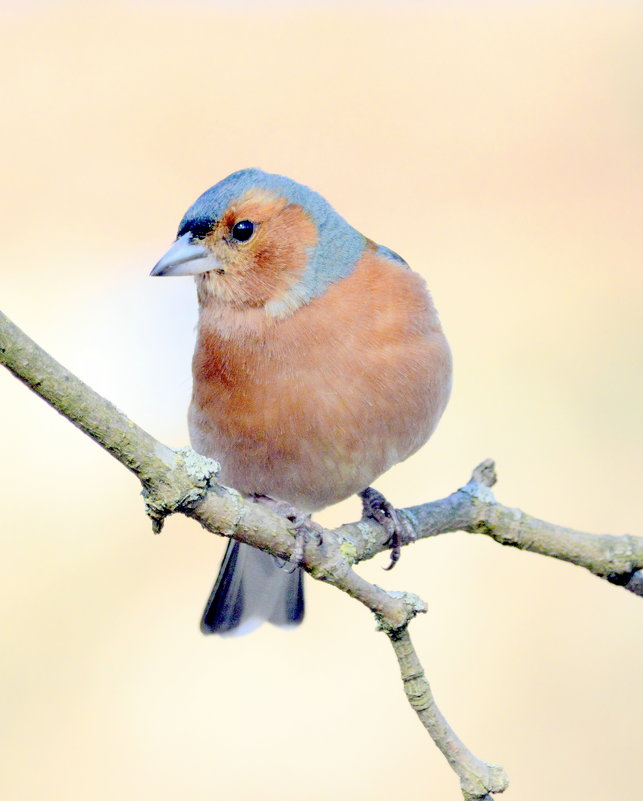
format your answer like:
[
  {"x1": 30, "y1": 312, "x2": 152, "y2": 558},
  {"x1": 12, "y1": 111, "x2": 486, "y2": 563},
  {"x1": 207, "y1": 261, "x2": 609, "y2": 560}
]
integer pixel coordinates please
[
  {"x1": 251, "y1": 494, "x2": 323, "y2": 570},
  {"x1": 359, "y1": 487, "x2": 415, "y2": 570}
]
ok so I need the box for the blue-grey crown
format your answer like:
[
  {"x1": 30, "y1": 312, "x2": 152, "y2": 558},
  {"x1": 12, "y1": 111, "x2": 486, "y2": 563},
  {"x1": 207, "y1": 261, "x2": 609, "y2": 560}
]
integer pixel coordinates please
[{"x1": 178, "y1": 169, "x2": 366, "y2": 305}]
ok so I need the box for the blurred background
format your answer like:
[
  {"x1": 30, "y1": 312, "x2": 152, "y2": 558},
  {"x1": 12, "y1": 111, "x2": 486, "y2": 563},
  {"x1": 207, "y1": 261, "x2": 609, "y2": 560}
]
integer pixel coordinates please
[{"x1": 1, "y1": 2, "x2": 641, "y2": 800}]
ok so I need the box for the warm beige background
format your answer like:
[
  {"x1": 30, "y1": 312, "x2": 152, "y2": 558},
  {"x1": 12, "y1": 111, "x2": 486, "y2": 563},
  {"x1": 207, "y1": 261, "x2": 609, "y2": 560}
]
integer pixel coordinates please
[{"x1": 1, "y1": 3, "x2": 641, "y2": 800}]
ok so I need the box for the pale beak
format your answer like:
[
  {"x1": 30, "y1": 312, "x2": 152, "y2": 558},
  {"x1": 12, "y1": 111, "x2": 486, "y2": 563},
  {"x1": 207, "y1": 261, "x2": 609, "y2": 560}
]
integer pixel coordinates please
[{"x1": 150, "y1": 232, "x2": 224, "y2": 277}]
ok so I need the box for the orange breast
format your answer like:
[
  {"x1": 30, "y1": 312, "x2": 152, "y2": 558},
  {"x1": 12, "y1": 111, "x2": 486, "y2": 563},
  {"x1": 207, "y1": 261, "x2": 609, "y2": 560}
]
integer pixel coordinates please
[{"x1": 188, "y1": 246, "x2": 452, "y2": 511}]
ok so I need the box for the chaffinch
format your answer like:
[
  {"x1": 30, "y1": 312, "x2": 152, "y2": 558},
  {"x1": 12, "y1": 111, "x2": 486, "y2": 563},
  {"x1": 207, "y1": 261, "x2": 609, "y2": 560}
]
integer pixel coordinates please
[{"x1": 152, "y1": 169, "x2": 452, "y2": 635}]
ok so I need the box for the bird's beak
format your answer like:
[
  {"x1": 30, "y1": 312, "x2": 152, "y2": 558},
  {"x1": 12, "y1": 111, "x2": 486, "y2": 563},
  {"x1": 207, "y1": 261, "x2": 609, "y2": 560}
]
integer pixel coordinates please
[{"x1": 150, "y1": 232, "x2": 224, "y2": 277}]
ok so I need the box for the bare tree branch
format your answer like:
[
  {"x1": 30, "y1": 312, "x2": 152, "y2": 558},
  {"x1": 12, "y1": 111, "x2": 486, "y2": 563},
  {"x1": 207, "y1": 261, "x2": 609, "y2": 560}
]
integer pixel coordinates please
[
  {"x1": 1, "y1": 307, "x2": 641, "y2": 799},
  {"x1": 388, "y1": 627, "x2": 508, "y2": 800},
  {"x1": 341, "y1": 459, "x2": 643, "y2": 596}
]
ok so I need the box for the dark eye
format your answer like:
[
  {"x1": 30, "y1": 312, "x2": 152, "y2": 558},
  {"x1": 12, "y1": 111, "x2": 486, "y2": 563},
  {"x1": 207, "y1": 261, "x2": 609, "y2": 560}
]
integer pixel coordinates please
[{"x1": 231, "y1": 220, "x2": 255, "y2": 242}]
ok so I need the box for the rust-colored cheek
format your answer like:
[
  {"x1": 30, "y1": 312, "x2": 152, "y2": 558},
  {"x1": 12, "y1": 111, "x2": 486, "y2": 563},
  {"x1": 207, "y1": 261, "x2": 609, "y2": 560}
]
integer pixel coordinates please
[
  {"x1": 202, "y1": 204, "x2": 316, "y2": 308},
  {"x1": 243, "y1": 205, "x2": 317, "y2": 306}
]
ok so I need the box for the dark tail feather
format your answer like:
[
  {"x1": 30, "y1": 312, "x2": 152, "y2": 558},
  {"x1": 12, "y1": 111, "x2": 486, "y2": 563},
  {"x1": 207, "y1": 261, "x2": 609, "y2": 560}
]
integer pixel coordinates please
[{"x1": 200, "y1": 540, "x2": 304, "y2": 636}]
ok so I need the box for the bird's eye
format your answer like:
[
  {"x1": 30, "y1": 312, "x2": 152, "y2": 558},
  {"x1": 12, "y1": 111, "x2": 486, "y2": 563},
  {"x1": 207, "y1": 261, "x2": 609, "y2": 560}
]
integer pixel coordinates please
[{"x1": 231, "y1": 220, "x2": 255, "y2": 242}]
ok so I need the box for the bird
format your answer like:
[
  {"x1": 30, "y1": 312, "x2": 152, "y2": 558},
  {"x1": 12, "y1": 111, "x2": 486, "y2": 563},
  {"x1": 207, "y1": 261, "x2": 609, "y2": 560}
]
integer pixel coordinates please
[{"x1": 151, "y1": 168, "x2": 452, "y2": 636}]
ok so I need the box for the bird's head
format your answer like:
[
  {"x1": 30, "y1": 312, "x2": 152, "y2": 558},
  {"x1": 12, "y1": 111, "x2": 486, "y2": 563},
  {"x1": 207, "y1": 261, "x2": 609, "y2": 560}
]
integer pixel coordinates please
[{"x1": 151, "y1": 169, "x2": 365, "y2": 317}]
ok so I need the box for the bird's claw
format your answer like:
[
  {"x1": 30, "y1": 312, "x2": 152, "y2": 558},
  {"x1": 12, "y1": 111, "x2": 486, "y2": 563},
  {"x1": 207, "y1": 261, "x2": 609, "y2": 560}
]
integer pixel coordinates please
[
  {"x1": 282, "y1": 511, "x2": 324, "y2": 572},
  {"x1": 358, "y1": 487, "x2": 415, "y2": 570},
  {"x1": 251, "y1": 494, "x2": 323, "y2": 571}
]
